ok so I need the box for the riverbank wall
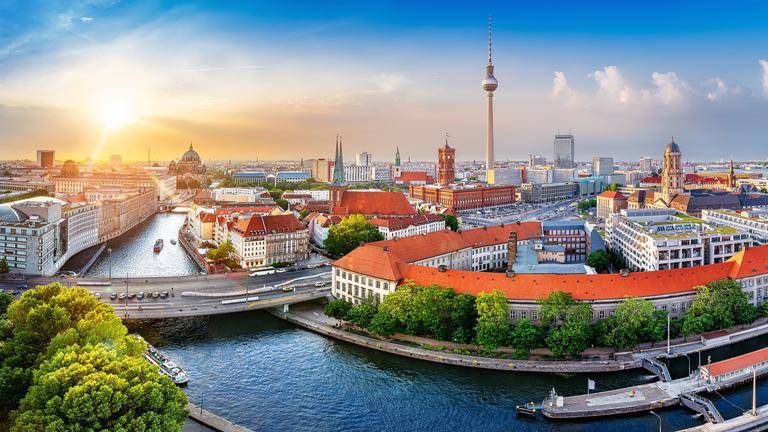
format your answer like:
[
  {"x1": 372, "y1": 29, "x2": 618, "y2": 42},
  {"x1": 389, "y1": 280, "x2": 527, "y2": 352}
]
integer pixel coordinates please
[
  {"x1": 269, "y1": 306, "x2": 637, "y2": 373},
  {"x1": 187, "y1": 403, "x2": 254, "y2": 432},
  {"x1": 178, "y1": 227, "x2": 206, "y2": 272}
]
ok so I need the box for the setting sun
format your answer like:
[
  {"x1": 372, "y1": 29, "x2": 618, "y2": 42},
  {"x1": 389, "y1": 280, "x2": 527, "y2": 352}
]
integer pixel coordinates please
[{"x1": 94, "y1": 95, "x2": 139, "y2": 130}]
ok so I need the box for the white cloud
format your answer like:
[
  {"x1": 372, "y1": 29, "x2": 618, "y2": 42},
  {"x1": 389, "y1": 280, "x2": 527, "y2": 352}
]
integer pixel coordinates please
[
  {"x1": 551, "y1": 71, "x2": 572, "y2": 98},
  {"x1": 374, "y1": 72, "x2": 408, "y2": 93},
  {"x1": 760, "y1": 60, "x2": 768, "y2": 96},
  {"x1": 704, "y1": 77, "x2": 743, "y2": 101},
  {"x1": 648, "y1": 71, "x2": 690, "y2": 105},
  {"x1": 81, "y1": 16, "x2": 94, "y2": 23},
  {"x1": 590, "y1": 66, "x2": 633, "y2": 104}
]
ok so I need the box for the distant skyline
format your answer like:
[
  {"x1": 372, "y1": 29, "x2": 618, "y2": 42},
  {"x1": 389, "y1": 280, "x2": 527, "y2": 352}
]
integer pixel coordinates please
[{"x1": 2, "y1": 1, "x2": 768, "y2": 162}]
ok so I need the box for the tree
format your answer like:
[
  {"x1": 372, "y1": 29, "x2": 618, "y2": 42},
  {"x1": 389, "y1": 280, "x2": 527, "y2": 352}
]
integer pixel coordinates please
[
  {"x1": 0, "y1": 257, "x2": 8, "y2": 274},
  {"x1": 347, "y1": 302, "x2": 377, "y2": 328},
  {"x1": 538, "y1": 291, "x2": 578, "y2": 327},
  {"x1": 604, "y1": 183, "x2": 620, "y2": 192},
  {"x1": 369, "y1": 309, "x2": 400, "y2": 336},
  {"x1": 324, "y1": 214, "x2": 384, "y2": 258},
  {"x1": 586, "y1": 250, "x2": 611, "y2": 273},
  {"x1": 0, "y1": 291, "x2": 13, "y2": 315},
  {"x1": 474, "y1": 290, "x2": 510, "y2": 349},
  {"x1": 441, "y1": 214, "x2": 459, "y2": 231},
  {"x1": 206, "y1": 240, "x2": 235, "y2": 264},
  {"x1": 299, "y1": 209, "x2": 311, "y2": 220},
  {"x1": 603, "y1": 298, "x2": 654, "y2": 349},
  {"x1": 577, "y1": 199, "x2": 597, "y2": 212},
  {"x1": 684, "y1": 279, "x2": 758, "y2": 334},
  {"x1": 509, "y1": 318, "x2": 541, "y2": 357},
  {"x1": 324, "y1": 299, "x2": 352, "y2": 320},
  {"x1": 269, "y1": 189, "x2": 284, "y2": 200},
  {"x1": 546, "y1": 319, "x2": 590, "y2": 357},
  {"x1": 643, "y1": 310, "x2": 669, "y2": 345},
  {"x1": 12, "y1": 344, "x2": 187, "y2": 432},
  {"x1": 275, "y1": 198, "x2": 290, "y2": 210}
]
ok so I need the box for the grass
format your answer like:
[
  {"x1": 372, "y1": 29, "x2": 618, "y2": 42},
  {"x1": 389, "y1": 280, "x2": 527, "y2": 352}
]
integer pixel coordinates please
[{"x1": 0, "y1": 189, "x2": 49, "y2": 204}]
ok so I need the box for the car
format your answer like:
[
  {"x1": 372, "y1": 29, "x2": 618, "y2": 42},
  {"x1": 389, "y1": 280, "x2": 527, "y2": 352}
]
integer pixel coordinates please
[
  {"x1": 199, "y1": 270, "x2": 208, "y2": 276},
  {"x1": 118, "y1": 293, "x2": 127, "y2": 300},
  {"x1": 282, "y1": 286, "x2": 294, "y2": 292},
  {"x1": 313, "y1": 281, "x2": 326, "y2": 287},
  {"x1": 110, "y1": 292, "x2": 117, "y2": 300},
  {"x1": 306, "y1": 264, "x2": 319, "y2": 269},
  {"x1": 128, "y1": 292, "x2": 136, "y2": 299},
  {"x1": 12, "y1": 290, "x2": 20, "y2": 295},
  {"x1": 137, "y1": 292, "x2": 145, "y2": 299},
  {"x1": 16, "y1": 283, "x2": 27, "y2": 290},
  {"x1": 60, "y1": 271, "x2": 79, "y2": 278},
  {"x1": 152, "y1": 292, "x2": 160, "y2": 298},
  {"x1": 275, "y1": 269, "x2": 286, "y2": 273},
  {"x1": 160, "y1": 291, "x2": 168, "y2": 298},
  {"x1": 93, "y1": 293, "x2": 102, "y2": 299}
]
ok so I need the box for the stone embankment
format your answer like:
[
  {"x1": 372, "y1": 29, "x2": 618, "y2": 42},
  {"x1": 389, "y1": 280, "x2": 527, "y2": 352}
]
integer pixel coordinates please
[
  {"x1": 272, "y1": 303, "x2": 768, "y2": 374},
  {"x1": 187, "y1": 403, "x2": 254, "y2": 432},
  {"x1": 270, "y1": 305, "x2": 637, "y2": 373}
]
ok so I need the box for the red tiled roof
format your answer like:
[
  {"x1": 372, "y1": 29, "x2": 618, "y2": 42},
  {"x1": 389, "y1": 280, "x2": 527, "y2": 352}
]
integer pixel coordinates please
[
  {"x1": 727, "y1": 246, "x2": 768, "y2": 279},
  {"x1": 400, "y1": 260, "x2": 734, "y2": 301},
  {"x1": 641, "y1": 176, "x2": 661, "y2": 183},
  {"x1": 598, "y1": 191, "x2": 626, "y2": 199},
  {"x1": 702, "y1": 347, "x2": 768, "y2": 378},
  {"x1": 198, "y1": 212, "x2": 216, "y2": 223},
  {"x1": 333, "y1": 222, "x2": 541, "y2": 280},
  {"x1": 231, "y1": 214, "x2": 305, "y2": 236},
  {"x1": 332, "y1": 191, "x2": 416, "y2": 217}
]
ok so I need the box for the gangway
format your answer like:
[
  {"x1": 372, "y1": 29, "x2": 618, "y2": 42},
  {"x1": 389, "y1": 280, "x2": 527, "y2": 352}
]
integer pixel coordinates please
[
  {"x1": 642, "y1": 357, "x2": 672, "y2": 382},
  {"x1": 679, "y1": 393, "x2": 724, "y2": 424}
]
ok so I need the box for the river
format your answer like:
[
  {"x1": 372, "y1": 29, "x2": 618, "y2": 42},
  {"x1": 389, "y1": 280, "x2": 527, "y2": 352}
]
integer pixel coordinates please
[
  {"x1": 88, "y1": 213, "x2": 767, "y2": 431},
  {"x1": 125, "y1": 311, "x2": 768, "y2": 432},
  {"x1": 84, "y1": 212, "x2": 200, "y2": 277}
]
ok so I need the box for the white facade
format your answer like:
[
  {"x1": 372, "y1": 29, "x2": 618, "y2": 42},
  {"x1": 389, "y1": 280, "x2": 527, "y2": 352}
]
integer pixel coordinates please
[
  {"x1": 229, "y1": 225, "x2": 309, "y2": 268},
  {"x1": 212, "y1": 187, "x2": 268, "y2": 203},
  {"x1": 292, "y1": 189, "x2": 330, "y2": 201},
  {"x1": 592, "y1": 157, "x2": 614, "y2": 176},
  {"x1": 606, "y1": 208, "x2": 752, "y2": 271},
  {"x1": 375, "y1": 218, "x2": 445, "y2": 240},
  {"x1": 525, "y1": 168, "x2": 553, "y2": 185},
  {"x1": 702, "y1": 208, "x2": 768, "y2": 245}
]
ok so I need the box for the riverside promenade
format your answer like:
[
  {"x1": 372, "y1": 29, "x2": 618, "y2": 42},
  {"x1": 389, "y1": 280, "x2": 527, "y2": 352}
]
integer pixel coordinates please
[
  {"x1": 271, "y1": 302, "x2": 768, "y2": 374},
  {"x1": 185, "y1": 403, "x2": 254, "y2": 432},
  {"x1": 270, "y1": 303, "x2": 636, "y2": 373}
]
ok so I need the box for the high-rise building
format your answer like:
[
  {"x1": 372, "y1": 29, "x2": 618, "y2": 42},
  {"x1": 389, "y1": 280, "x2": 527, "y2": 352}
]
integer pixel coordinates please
[
  {"x1": 482, "y1": 16, "x2": 498, "y2": 181},
  {"x1": 592, "y1": 157, "x2": 614, "y2": 176},
  {"x1": 553, "y1": 134, "x2": 574, "y2": 168},
  {"x1": 639, "y1": 157, "x2": 654, "y2": 173},
  {"x1": 355, "y1": 152, "x2": 371, "y2": 167},
  {"x1": 438, "y1": 135, "x2": 455, "y2": 186},
  {"x1": 36, "y1": 150, "x2": 55, "y2": 169}
]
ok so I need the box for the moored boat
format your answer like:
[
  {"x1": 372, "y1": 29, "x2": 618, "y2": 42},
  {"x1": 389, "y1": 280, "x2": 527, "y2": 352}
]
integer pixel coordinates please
[
  {"x1": 153, "y1": 239, "x2": 164, "y2": 253},
  {"x1": 135, "y1": 335, "x2": 189, "y2": 386}
]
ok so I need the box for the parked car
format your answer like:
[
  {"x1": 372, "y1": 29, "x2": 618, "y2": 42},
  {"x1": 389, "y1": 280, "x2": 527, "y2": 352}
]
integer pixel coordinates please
[
  {"x1": 16, "y1": 283, "x2": 27, "y2": 290},
  {"x1": 152, "y1": 292, "x2": 160, "y2": 298},
  {"x1": 313, "y1": 281, "x2": 326, "y2": 287},
  {"x1": 160, "y1": 291, "x2": 169, "y2": 298},
  {"x1": 118, "y1": 293, "x2": 127, "y2": 300},
  {"x1": 110, "y1": 293, "x2": 117, "y2": 300},
  {"x1": 275, "y1": 269, "x2": 286, "y2": 273},
  {"x1": 137, "y1": 292, "x2": 145, "y2": 300}
]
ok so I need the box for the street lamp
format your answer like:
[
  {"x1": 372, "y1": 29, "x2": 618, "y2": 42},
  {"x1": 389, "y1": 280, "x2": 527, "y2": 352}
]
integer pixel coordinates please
[
  {"x1": 107, "y1": 247, "x2": 112, "y2": 279},
  {"x1": 649, "y1": 410, "x2": 662, "y2": 432}
]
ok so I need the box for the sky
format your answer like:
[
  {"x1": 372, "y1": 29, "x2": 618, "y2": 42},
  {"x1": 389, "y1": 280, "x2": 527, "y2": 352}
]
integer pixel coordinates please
[{"x1": 1, "y1": 1, "x2": 768, "y2": 163}]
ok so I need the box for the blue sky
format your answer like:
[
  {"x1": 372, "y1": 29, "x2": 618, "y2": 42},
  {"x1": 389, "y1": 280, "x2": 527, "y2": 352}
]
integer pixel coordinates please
[{"x1": 1, "y1": 0, "x2": 768, "y2": 162}]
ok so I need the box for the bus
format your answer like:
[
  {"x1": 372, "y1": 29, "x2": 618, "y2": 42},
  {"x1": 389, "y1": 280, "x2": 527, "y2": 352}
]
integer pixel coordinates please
[{"x1": 249, "y1": 269, "x2": 276, "y2": 277}]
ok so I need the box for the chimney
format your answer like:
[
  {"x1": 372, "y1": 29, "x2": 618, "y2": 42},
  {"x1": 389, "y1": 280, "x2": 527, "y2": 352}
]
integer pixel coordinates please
[
  {"x1": 438, "y1": 265, "x2": 447, "y2": 272},
  {"x1": 506, "y1": 231, "x2": 518, "y2": 277},
  {"x1": 383, "y1": 245, "x2": 389, "y2": 251},
  {"x1": 620, "y1": 269, "x2": 630, "y2": 277}
]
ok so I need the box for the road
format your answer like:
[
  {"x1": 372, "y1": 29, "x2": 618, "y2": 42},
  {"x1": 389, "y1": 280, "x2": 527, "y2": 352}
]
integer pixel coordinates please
[{"x1": 0, "y1": 266, "x2": 332, "y2": 319}]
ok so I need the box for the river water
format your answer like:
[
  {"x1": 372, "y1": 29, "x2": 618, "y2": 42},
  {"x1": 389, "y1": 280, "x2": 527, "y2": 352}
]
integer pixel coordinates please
[
  {"x1": 93, "y1": 213, "x2": 767, "y2": 431},
  {"x1": 126, "y1": 311, "x2": 768, "y2": 432},
  {"x1": 85, "y1": 212, "x2": 199, "y2": 277}
]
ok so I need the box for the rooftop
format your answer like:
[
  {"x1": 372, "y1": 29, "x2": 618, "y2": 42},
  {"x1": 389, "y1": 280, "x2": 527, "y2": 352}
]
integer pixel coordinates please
[{"x1": 702, "y1": 347, "x2": 768, "y2": 378}]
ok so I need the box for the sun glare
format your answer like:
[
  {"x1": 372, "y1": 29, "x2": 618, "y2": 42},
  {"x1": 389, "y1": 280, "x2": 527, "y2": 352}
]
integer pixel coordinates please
[{"x1": 94, "y1": 95, "x2": 140, "y2": 130}]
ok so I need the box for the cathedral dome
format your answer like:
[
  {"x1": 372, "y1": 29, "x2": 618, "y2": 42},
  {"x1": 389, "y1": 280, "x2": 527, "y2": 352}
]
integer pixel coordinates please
[{"x1": 181, "y1": 143, "x2": 201, "y2": 164}]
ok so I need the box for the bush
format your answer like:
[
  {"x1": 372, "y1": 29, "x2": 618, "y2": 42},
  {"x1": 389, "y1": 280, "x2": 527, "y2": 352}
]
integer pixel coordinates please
[{"x1": 347, "y1": 303, "x2": 378, "y2": 328}]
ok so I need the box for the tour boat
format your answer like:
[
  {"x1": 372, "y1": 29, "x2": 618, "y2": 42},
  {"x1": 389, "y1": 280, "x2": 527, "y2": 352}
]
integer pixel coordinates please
[
  {"x1": 170, "y1": 239, "x2": 177, "y2": 245},
  {"x1": 153, "y1": 239, "x2": 164, "y2": 253},
  {"x1": 138, "y1": 336, "x2": 189, "y2": 386}
]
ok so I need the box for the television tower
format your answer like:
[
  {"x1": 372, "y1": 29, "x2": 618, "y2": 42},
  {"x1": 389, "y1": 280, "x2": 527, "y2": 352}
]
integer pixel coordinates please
[{"x1": 482, "y1": 16, "x2": 498, "y2": 181}]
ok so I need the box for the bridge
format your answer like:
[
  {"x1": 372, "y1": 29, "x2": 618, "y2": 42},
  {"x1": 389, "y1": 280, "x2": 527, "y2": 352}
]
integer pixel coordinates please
[{"x1": 0, "y1": 267, "x2": 332, "y2": 319}]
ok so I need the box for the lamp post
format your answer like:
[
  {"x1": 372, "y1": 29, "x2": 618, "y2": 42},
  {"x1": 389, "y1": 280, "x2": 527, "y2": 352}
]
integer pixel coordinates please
[
  {"x1": 107, "y1": 247, "x2": 112, "y2": 279},
  {"x1": 666, "y1": 313, "x2": 671, "y2": 356},
  {"x1": 649, "y1": 410, "x2": 662, "y2": 432},
  {"x1": 682, "y1": 353, "x2": 691, "y2": 377}
]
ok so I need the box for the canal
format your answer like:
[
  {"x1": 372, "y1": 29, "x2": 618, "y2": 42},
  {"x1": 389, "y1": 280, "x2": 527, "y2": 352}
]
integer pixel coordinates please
[
  {"x1": 83, "y1": 212, "x2": 199, "y2": 277},
  {"x1": 95, "y1": 213, "x2": 768, "y2": 431}
]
